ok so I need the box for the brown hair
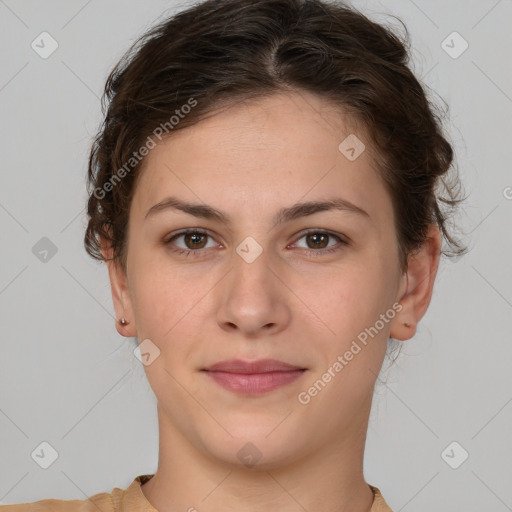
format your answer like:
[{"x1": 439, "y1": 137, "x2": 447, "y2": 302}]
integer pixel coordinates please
[{"x1": 84, "y1": 0, "x2": 465, "y2": 274}]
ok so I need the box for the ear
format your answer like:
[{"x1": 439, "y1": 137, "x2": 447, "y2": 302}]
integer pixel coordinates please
[
  {"x1": 390, "y1": 224, "x2": 442, "y2": 341},
  {"x1": 100, "y1": 235, "x2": 137, "y2": 338}
]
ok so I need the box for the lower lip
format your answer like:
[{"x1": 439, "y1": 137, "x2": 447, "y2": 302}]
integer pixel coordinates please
[{"x1": 203, "y1": 370, "x2": 306, "y2": 395}]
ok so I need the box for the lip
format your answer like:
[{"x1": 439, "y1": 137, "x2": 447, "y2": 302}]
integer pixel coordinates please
[
  {"x1": 203, "y1": 358, "x2": 304, "y2": 373},
  {"x1": 202, "y1": 359, "x2": 307, "y2": 395}
]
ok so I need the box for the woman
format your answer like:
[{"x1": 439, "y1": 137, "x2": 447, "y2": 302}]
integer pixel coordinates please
[{"x1": 0, "y1": 0, "x2": 464, "y2": 510}]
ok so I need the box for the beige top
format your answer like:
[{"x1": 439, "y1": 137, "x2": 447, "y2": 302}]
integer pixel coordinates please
[{"x1": 0, "y1": 474, "x2": 393, "y2": 511}]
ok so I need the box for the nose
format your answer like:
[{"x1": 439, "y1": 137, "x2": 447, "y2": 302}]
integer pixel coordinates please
[{"x1": 216, "y1": 247, "x2": 291, "y2": 338}]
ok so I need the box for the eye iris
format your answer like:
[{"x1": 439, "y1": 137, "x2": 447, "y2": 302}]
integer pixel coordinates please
[
  {"x1": 185, "y1": 232, "x2": 207, "y2": 249},
  {"x1": 179, "y1": 232, "x2": 332, "y2": 251},
  {"x1": 307, "y1": 233, "x2": 328, "y2": 249}
]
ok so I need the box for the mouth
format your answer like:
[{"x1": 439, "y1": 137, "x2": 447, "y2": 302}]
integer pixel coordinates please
[{"x1": 201, "y1": 359, "x2": 307, "y2": 395}]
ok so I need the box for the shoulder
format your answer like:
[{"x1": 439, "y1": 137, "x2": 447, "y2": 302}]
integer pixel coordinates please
[
  {"x1": 0, "y1": 493, "x2": 111, "y2": 512},
  {"x1": 369, "y1": 485, "x2": 394, "y2": 512},
  {"x1": 0, "y1": 474, "x2": 155, "y2": 512},
  {"x1": 0, "y1": 490, "x2": 115, "y2": 512}
]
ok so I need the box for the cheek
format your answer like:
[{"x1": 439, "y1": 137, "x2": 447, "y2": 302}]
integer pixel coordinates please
[
  {"x1": 129, "y1": 270, "x2": 197, "y2": 392},
  {"x1": 129, "y1": 258, "x2": 211, "y2": 359},
  {"x1": 129, "y1": 260, "x2": 184, "y2": 343},
  {"x1": 131, "y1": 273, "x2": 167, "y2": 326},
  {"x1": 298, "y1": 259, "x2": 397, "y2": 357}
]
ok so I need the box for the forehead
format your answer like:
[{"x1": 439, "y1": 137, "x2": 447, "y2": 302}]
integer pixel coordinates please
[{"x1": 130, "y1": 91, "x2": 392, "y2": 227}]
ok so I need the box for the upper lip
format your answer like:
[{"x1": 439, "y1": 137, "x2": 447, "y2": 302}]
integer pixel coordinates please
[{"x1": 202, "y1": 359, "x2": 305, "y2": 374}]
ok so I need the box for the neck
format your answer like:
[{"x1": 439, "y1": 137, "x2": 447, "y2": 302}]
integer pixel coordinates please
[{"x1": 141, "y1": 399, "x2": 375, "y2": 512}]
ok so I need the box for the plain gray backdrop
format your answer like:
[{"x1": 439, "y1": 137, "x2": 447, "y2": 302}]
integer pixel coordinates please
[{"x1": 1, "y1": 0, "x2": 511, "y2": 510}]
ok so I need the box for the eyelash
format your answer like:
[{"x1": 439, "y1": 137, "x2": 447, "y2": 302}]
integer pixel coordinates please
[{"x1": 164, "y1": 229, "x2": 348, "y2": 258}]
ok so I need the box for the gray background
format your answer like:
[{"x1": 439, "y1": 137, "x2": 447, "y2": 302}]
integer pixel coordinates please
[{"x1": 1, "y1": 0, "x2": 511, "y2": 510}]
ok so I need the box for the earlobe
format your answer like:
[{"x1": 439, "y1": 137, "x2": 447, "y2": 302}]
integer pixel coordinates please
[
  {"x1": 100, "y1": 236, "x2": 137, "y2": 338},
  {"x1": 390, "y1": 225, "x2": 442, "y2": 341}
]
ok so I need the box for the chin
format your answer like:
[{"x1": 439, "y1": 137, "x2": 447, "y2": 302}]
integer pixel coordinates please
[{"x1": 198, "y1": 423, "x2": 306, "y2": 471}]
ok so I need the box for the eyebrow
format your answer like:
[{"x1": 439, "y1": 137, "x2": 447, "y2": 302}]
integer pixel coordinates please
[{"x1": 144, "y1": 195, "x2": 370, "y2": 226}]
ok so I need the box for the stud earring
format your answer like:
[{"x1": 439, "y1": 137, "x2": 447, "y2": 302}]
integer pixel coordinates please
[{"x1": 119, "y1": 318, "x2": 128, "y2": 326}]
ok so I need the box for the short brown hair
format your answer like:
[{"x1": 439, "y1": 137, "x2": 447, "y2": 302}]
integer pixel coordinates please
[{"x1": 84, "y1": 0, "x2": 466, "y2": 273}]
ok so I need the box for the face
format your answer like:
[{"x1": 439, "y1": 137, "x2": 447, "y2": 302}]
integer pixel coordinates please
[{"x1": 107, "y1": 91, "x2": 430, "y2": 469}]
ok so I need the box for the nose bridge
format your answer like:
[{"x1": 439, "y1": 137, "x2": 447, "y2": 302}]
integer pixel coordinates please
[
  {"x1": 216, "y1": 237, "x2": 290, "y2": 335},
  {"x1": 230, "y1": 237, "x2": 275, "y2": 300}
]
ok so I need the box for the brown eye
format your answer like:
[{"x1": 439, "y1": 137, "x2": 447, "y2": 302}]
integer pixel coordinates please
[
  {"x1": 165, "y1": 229, "x2": 217, "y2": 256},
  {"x1": 183, "y1": 232, "x2": 208, "y2": 249},
  {"x1": 291, "y1": 230, "x2": 348, "y2": 257},
  {"x1": 305, "y1": 232, "x2": 329, "y2": 249}
]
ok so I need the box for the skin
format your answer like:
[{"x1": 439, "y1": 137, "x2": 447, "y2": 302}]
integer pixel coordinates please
[{"x1": 102, "y1": 90, "x2": 441, "y2": 512}]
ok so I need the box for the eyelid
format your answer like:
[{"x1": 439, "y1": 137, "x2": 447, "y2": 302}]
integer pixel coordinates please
[
  {"x1": 164, "y1": 227, "x2": 349, "y2": 257},
  {"x1": 164, "y1": 228, "x2": 220, "y2": 246},
  {"x1": 287, "y1": 229, "x2": 349, "y2": 256},
  {"x1": 290, "y1": 228, "x2": 350, "y2": 245}
]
